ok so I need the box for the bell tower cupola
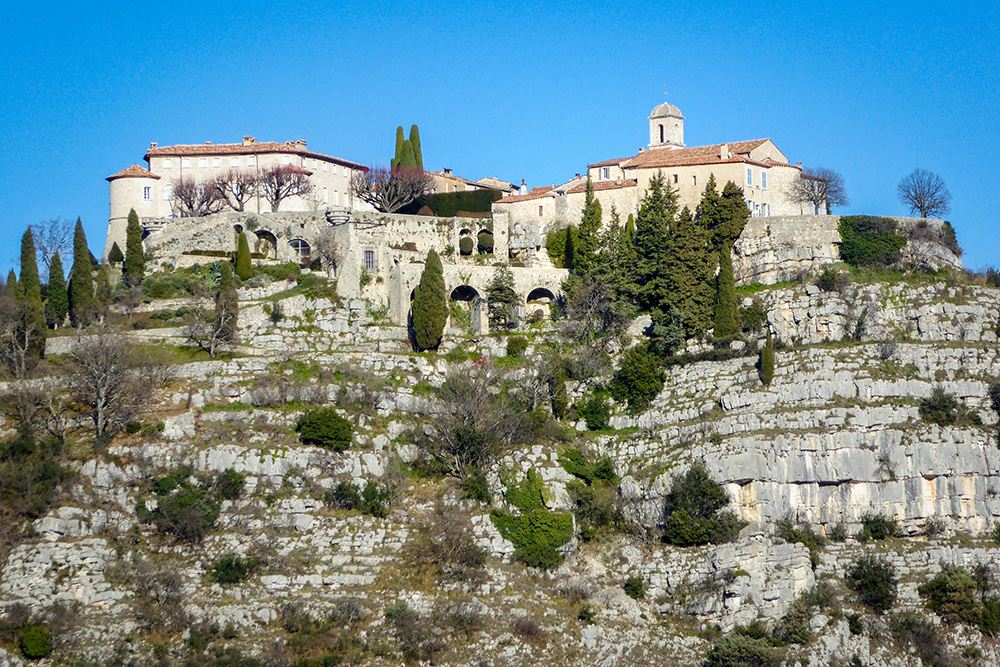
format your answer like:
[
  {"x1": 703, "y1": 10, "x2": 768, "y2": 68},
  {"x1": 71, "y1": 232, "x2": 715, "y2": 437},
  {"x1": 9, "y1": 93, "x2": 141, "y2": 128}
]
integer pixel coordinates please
[{"x1": 649, "y1": 100, "x2": 685, "y2": 148}]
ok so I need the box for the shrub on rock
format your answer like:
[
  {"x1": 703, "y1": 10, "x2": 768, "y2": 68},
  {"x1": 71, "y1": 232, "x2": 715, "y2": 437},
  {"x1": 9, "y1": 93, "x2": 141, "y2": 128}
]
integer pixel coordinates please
[
  {"x1": 296, "y1": 407, "x2": 353, "y2": 451},
  {"x1": 20, "y1": 625, "x2": 51, "y2": 659}
]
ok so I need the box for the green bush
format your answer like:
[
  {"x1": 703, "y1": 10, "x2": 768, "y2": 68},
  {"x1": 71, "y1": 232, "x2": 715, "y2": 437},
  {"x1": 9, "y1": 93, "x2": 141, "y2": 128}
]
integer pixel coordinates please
[
  {"x1": 506, "y1": 335, "x2": 529, "y2": 358},
  {"x1": 838, "y1": 215, "x2": 907, "y2": 268},
  {"x1": 460, "y1": 469, "x2": 492, "y2": 503},
  {"x1": 758, "y1": 332, "x2": 774, "y2": 386},
  {"x1": 846, "y1": 555, "x2": 898, "y2": 614},
  {"x1": 740, "y1": 300, "x2": 767, "y2": 333},
  {"x1": 257, "y1": 262, "x2": 301, "y2": 282},
  {"x1": 545, "y1": 226, "x2": 578, "y2": 268},
  {"x1": 577, "y1": 394, "x2": 611, "y2": 431},
  {"x1": 559, "y1": 448, "x2": 618, "y2": 486},
  {"x1": 490, "y1": 470, "x2": 573, "y2": 570},
  {"x1": 458, "y1": 236, "x2": 475, "y2": 256},
  {"x1": 142, "y1": 481, "x2": 221, "y2": 544},
  {"x1": 325, "y1": 480, "x2": 393, "y2": 518},
  {"x1": 210, "y1": 553, "x2": 259, "y2": 585},
  {"x1": 918, "y1": 563, "x2": 980, "y2": 625},
  {"x1": 477, "y1": 231, "x2": 494, "y2": 254},
  {"x1": 623, "y1": 576, "x2": 645, "y2": 600},
  {"x1": 610, "y1": 345, "x2": 664, "y2": 414},
  {"x1": 663, "y1": 462, "x2": 745, "y2": 546},
  {"x1": 214, "y1": 468, "x2": 245, "y2": 500},
  {"x1": 703, "y1": 633, "x2": 776, "y2": 667},
  {"x1": 919, "y1": 386, "x2": 982, "y2": 427},
  {"x1": 19, "y1": 625, "x2": 51, "y2": 659},
  {"x1": 857, "y1": 512, "x2": 901, "y2": 541},
  {"x1": 295, "y1": 408, "x2": 353, "y2": 451}
]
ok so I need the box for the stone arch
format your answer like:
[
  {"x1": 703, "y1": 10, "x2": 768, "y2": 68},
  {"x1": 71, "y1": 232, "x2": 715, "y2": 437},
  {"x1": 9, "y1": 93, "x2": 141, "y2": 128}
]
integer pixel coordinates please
[
  {"x1": 234, "y1": 223, "x2": 244, "y2": 235},
  {"x1": 254, "y1": 230, "x2": 278, "y2": 259},
  {"x1": 450, "y1": 285, "x2": 480, "y2": 301},
  {"x1": 290, "y1": 238, "x2": 311, "y2": 267},
  {"x1": 526, "y1": 287, "x2": 556, "y2": 303}
]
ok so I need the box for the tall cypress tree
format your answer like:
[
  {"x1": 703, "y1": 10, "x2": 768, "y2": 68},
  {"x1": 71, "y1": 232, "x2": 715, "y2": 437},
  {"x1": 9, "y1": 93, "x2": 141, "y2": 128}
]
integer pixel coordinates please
[
  {"x1": 69, "y1": 218, "x2": 95, "y2": 327},
  {"x1": 625, "y1": 214, "x2": 635, "y2": 245},
  {"x1": 633, "y1": 172, "x2": 678, "y2": 314},
  {"x1": 759, "y1": 331, "x2": 775, "y2": 386},
  {"x1": 19, "y1": 228, "x2": 46, "y2": 358},
  {"x1": 397, "y1": 140, "x2": 418, "y2": 170},
  {"x1": 575, "y1": 177, "x2": 602, "y2": 276},
  {"x1": 661, "y1": 207, "x2": 714, "y2": 336},
  {"x1": 411, "y1": 249, "x2": 446, "y2": 351},
  {"x1": 235, "y1": 232, "x2": 253, "y2": 280},
  {"x1": 696, "y1": 174, "x2": 723, "y2": 245},
  {"x1": 563, "y1": 225, "x2": 575, "y2": 271},
  {"x1": 215, "y1": 262, "x2": 239, "y2": 347},
  {"x1": 46, "y1": 252, "x2": 68, "y2": 328},
  {"x1": 123, "y1": 208, "x2": 146, "y2": 287},
  {"x1": 94, "y1": 263, "x2": 113, "y2": 323},
  {"x1": 5, "y1": 270, "x2": 16, "y2": 294},
  {"x1": 409, "y1": 125, "x2": 423, "y2": 171},
  {"x1": 392, "y1": 126, "x2": 405, "y2": 171},
  {"x1": 716, "y1": 181, "x2": 751, "y2": 250},
  {"x1": 714, "y1": 243, "x2": 738, "y2": 338}
]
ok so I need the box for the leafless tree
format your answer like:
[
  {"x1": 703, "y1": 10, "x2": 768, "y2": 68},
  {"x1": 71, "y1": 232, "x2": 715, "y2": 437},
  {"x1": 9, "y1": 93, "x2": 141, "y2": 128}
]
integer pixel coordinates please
[
  {"x1": 69, "y1": 328, "x2": 154, "y2": 437},
  {"x1": 351, "y1": 166, "x2": 432, "y2": 213},
  {"x1": 0, "y1": 285, "x2": 41, "y2": 380},
  {"x1": 897, "y1": 168, "x2": 951, "y2": 219},
  {"x1": 259, "y1": 165, "x2": 311, "y2": 212},
  {"x1": 314, "y1": 227, "x2": 343, "y2": 277},
  {"x1": 788, "y1": 167, "x2": 849, "y2": 214},
  {"x1": 171, "y1": 177, "x2": 225, "y2": 218},
  {"x1": 562, "y1": 277, "x2": 628, "y2": 351},
  {"x1": 213, "y1": 169, "x2": 258, "y2": 212},
  {"x1": 184, "y1": 269, "x2": 238, "y2": 359},
  {"x1": 29, "y1": 218, "x2": 73, "y2": 279}
]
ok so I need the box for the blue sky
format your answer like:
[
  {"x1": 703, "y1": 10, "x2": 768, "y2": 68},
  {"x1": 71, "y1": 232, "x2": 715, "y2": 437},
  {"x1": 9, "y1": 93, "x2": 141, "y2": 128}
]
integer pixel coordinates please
[{"x1": 1, "y1": 0, "x2": 997, "y2": 275}]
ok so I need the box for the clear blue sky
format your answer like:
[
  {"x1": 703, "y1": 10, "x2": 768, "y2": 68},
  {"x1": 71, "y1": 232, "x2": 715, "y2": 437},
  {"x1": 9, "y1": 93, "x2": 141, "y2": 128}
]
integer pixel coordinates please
[{"x1": 1, "y1": 0, "x2": 997, "y2": 275}]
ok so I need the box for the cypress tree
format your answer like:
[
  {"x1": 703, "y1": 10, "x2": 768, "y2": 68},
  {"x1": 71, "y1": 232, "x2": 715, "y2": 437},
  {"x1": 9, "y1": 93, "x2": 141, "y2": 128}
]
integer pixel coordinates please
[
  {"x1": 215, "y1": 262, "x2": 239, "y2": 346},
  {"x1": 716, "y1": 181, "x2": 751, "y2": 249},
  {"x1": 661, "y1": 207, "x2": 714, "y2": 336},
  {"x1": 409, "y1": 125, "x2": 423, "y2": 171},
  {"x1": 633, "y1": 172, "x2": 678, "y2": 314},
  {"x1": 18, "y1": 229, "x2": 46, "y2": 358},
  {"x1": 563, "y1": 225, "x2": 575, "y2": 271},
  {"x1": 123, "y1": 208, "x2": 145, "y2": 287},
  {"x1": 625, "y1": 214, "x2": 635, "y2": 245},
  {"x1": 397, "y1": 140, "x2": 418, "y2": 170},
  {"x1": 575, "y1": 177, "x2": 602, "y2": 276},
  {"x1": 107, "y1": 242, "x2": 124, "y2": 265},
  {"x1": 94, "y1": 264, "x2": 113, "y2": 323},
  {"x1": 235, "y1": 232, "x2": 253, "y2": 281},
  {"x1": 411, "y1": 249, "x2": 447, "y2": 351},
  {"x1": 486, "y1": 263, "x2": 518, "y2": 331},
  {"x1": 714, "y1": 243, "x2": 739, "y2": 338},
  {"x1": 5, "y1": 270, "x2": 17, "y2": 294},
  {"x1": 69, "y1": 218, "x2": 95, "y2": 327},
  {"x1": 46, "y1": 252, "x2": 69, "y2": 328},
  {"x1": 696, "y1": 174, "x2": 723, "y2": 246},
  {"x1": 759, "y1": 331, "x2": 775, "y2": 386},
  {"x1": 392, "y1": 126, "x2": 405, "y2": 171}
]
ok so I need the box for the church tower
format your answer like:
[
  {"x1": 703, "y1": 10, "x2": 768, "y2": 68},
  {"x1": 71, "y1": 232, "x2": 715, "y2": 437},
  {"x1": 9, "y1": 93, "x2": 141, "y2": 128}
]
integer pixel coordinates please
[{"x1": 649, "y1": 101, "x2": 685, "y2": 148}]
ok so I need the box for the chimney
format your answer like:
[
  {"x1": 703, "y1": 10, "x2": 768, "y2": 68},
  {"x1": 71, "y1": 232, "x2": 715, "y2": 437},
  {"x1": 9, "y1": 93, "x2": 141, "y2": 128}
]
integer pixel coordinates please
[
  {"x1": 242, "y1": 136, "x2": 256, "y2": 146},
  {"x1": 205, "y1": 141, "x2": 212, "y2": 145},
  {"x1": 575, "y1": 173, "x2": 580, "y2": 179},
  {"x1": 295, "y1": 139, "x2": 307, "y2": 149},
  {"x1": 520, "y1": 179, "x2": 526, "y2": 195},
  {"x1": 796, "y1": 161, "x2": 802, "y2": 169},
  {"x1": 444, "y1": 168, "x2": 453, "y2": 177},
  {"x1": 719, "y1": 144, "x2": 728, "y2": 160},
  {"x1": 150, "y1": 142, "x2": 157, "y2": 149}
]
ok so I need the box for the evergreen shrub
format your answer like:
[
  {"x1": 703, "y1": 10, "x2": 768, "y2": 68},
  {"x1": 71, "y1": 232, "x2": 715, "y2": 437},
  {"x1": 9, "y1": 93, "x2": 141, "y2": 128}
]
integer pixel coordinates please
[
  {"x1": 577, "y1": 394, "x2": 611, "y2": 431},
  {"x1": 477, "y1": 231, "x2": 494, "y2": 254},
  {"x1": 703, "y1": 633, "x2": 775, "y2": 667},
  {"x1": 325, "y1": 481, "x2": 392, "y2": 518},
  {"x1": 857, "y1": 512, "x2": 901, "y2": 541},
  {"x1": 662, "y1": 462, "x2": 745, "y2": 546},
  {"x1": 506, "y1": 335, "x2": 528, "y2": 357},
  {"x1": 838, "y1": 215, "x2": 907, "y2": 268},
  {"x1": 459, "y1": 236, "x2": 475, "y2": 256},
  {"x1": 846, "y1": 555, "x2": 898, "y2": 613},
  {"x1": 609, "y1": 345, "x2": 664, "y2": 414},
  {"x1": 210, "y1": 553, "x2": 259, "y2": 585},
  {"x1": 235, "y1": 232, "x2": 253, "y2": 280},
  {"x1": 758, "y1": 332, "x2": 775, "y2": 386},
  {"x1": 19, "y1": 625, "x2": 51, "y2": 659},
  {"x1": 490, "y1": 470, "x2": 573, "y2": 570},
  {"x1": 295, "y1": 408, "x2": 353, "y2": 451},
  {"x1": 623, "y1": 576, "x2": 645, "y2": 600}
]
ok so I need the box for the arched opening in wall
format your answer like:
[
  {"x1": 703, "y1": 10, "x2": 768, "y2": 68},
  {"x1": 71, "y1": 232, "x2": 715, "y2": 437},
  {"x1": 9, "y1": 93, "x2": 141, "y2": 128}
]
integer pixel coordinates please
[
  {"x1": 234, "y1": 224, "x2": 244, "y2": 235},
  {"x1": 254, "y1": 230, "x2": 278, "y2": 259},
  {"x1": 290, "y1": 238, "x2": 311, "y2": 268},
  {"x1": 410, "y1": 288, "x2": 416, "y2": 301},
  {"x1": 659, "y1": 124, "x2": 664, "y2": 143},
  {"x1": 477, "y1": 229, "x2": 494, "y2": 254},
  {"x1": 459, "y1": 228, "x2": 474, "y2": 256},
  {"x1": 526, "y1": 287, "x2": 555, "y2": 323},
  {"x1": 450, "y1": 285, "x2": 480, "y2": 301}
]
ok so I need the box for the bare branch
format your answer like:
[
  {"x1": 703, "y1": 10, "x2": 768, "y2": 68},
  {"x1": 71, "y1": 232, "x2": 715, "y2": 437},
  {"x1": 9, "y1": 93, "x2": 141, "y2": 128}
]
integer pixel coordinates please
[
  {"x1": 29, "y1": 218, "x2": 73, "y2": 279},
  {"x1": 69, "y1": 328, "x2": 153, "y2": 437},
  {"x1": 787, "y1": 167, "x2": 849, "y2": 215},
  {"x1": 897, "y1": 168, "x2": 951, "y2": 219},
  {"x1": 259, "y1": 165, "x2": 311, "y2": 212},
  {"x1": 351, "y1": 165, "x2": 432, "y2": 213},
  {"x1": 213, "y1": 169, "x2": 258, "y2": 212},
  {"x1": 171, "y1": 176, "x2": 225, "y2": 218}
]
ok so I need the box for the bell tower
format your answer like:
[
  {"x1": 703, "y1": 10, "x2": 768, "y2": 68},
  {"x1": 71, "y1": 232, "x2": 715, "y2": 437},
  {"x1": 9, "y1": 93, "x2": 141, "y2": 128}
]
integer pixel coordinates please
[{"x1": 649, "y1": 101, "x2": 685, "y2": 148}]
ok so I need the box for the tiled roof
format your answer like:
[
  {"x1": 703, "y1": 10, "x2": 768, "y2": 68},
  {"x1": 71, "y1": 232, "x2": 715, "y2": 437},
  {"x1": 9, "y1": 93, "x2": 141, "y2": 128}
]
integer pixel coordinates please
[
  {"x1": 145, "y1": 141, "x2": 366, "y2": 170},
  {"x1": 620, "y1": 139, "x2": 772, "y2": 170},
  {"x1": 566, "y1": 179, "x2": 637, "y2": 194},
  {"x1": 106, "y1": 164, "x2": 160, "y2": 181},
  {"x1": 588, "y1": 157, "x2": 629, "y2": 168},
  {"x1": 496, "y1": 187, "x2": 556, "y2": 204}
]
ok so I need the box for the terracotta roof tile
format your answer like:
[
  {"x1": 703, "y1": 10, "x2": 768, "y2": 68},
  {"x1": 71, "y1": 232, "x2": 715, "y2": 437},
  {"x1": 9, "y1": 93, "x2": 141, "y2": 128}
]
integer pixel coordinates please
[
  {"x1": 496, "y1": 189, "x2": 556, "y2": 204},
  {"x1": 588, "y1": 157, "x2": 630, "y2": 168},
  {"x1": 620, "y1": 139, "x2": 772, "y2": 170},
  {"x1": 144, "y1": 141, "x2": 365, "y2": 170},
  {"x1": 106, "y1": 164, "x2": 160, "y2": 181},
  {"x1": 566, "y1": 179, "x2": 637, "y2": 194}
]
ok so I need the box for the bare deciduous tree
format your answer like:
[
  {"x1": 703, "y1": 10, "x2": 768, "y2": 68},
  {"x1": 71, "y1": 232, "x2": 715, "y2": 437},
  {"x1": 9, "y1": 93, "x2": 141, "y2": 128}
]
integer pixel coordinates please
[
  {"x1": 351, "y1": 166, "x2": 432, "y2": 213},
  {"x1": 562, "y1": 277, "x2": 628, "y2": 351},
  {"x1": 69, "y1": 328, "x2": 154, "y2": 438},
  {"x1": 29, "y1": 218, "x2": 73, "y2": 279},
  {"x1": 0, "y1": 286, "x2": 41, "y2": 380},
  {"x1": 788, "y1": 167, "x2": 849, "y2": 214},
  {"x1": 897, "y1": 168, "x2": 951, "y2": 219},
  {"x1": 213, "y1": 169, "x2": 258, "y2": 212},
  {"x1": 259, "y1": 165, "x2": 311, "y2": 212},
  {"x1": 171, "y1": 177, "x2": 225, "y2": 218},
  {"x1": 184, "y1": 265, "x2": 238, "y2": 359},
  {"x1": 314, "y1": 227, "x2": 343, "y2": 277}
]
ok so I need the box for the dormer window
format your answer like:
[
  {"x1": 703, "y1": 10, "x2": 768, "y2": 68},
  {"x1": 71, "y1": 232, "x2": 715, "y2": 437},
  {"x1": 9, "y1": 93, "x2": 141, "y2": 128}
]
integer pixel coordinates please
[{"x1": 600, "y1": 167, "x2": 610, "y2": 180}]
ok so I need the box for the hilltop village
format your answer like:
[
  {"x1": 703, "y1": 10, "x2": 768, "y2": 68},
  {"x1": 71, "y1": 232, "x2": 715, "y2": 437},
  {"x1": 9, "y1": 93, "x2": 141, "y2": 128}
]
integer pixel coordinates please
[{"x1": 0, "y1": 100, "x2": 995, "y2": 667}]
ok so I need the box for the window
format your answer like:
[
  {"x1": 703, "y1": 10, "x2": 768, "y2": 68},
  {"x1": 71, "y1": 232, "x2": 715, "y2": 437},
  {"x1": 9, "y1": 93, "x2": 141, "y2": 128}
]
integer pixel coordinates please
[
  {"x1": 163, "y1": 159, "x2": 172, "y2": 169},
  {"x1": 212, "y1": 157, "x2": 221, "y2": 168},
  {"x1": 143, "y1": 186, "x2": 151, "y2": 200},
  {"x1": 323, "y1": 187, "x2": 328, "y2": 204},
  {"x1": 312, "y1": 186, "x2": 317, "y2": 201},
  {"x1": 692, "y1": 175, "x2": 697, "y2": 186},
  {"x1": 659, "y1": 124, "x2": 664, "y2": 143},
  {"x1": 231, "y1": 157, "x2": 239, "y2": 167},
  {"x1": 247, "y1": 155, "x2": 256, "y2": 167},
  {"x1": 363, "y1": 249, "x2": 376, "y2": 271},
  {"x1": 601, "y1": 167, "x2": 610, "y2": 180},
  {"x1": 290, "y1": 239, "x2": 312, "y2": 267},
  {"x1": 538, "y1": 205, "x2": 544, "y2": 216},
  {"x1": 746, "y1": 168, "x2": 753, "y2": 186},
  {"x1": 282, "y1": 156, "x2": 292, "y2": 165},
  {"x1": 182, "y1": 158, "x2": 191, "y2": 168},
  {"x1": 761, "y1": 172, "x2": 767, "y2": 189},
  {"x1": 673, "y1": 174, "x2": 678, "y2": 184},
  {"x1": 199, "y1": 158, "x2": 208, "y2": 168},
  {"x1": 165, "y1": 184, "x2": 174, "y2": 200}
]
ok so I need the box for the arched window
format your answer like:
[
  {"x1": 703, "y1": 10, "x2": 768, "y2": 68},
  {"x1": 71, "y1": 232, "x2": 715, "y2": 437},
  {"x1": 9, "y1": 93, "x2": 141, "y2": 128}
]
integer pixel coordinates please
[
  {"x1": 290, "y1": 239, "x2": 311, "y2": 267},
  {"x1": 659, "y1": 124, "x2": 664, "y2": 143}
]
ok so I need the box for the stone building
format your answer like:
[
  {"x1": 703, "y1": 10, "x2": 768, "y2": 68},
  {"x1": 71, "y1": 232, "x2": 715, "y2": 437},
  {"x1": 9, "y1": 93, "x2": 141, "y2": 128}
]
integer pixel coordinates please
[
  {"x1": 104, "y1": 137, "x2": 368, "y2": 259},
  {"x1": 494, "y1": 100, "x2": 817, "y2": 242}
]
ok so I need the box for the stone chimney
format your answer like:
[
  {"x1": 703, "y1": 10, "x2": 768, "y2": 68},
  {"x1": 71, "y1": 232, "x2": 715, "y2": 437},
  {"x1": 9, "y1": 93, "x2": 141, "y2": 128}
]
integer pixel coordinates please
[
  {"x1": 520, "y1": 179, "x2": 526, "y2": 195},
  {"x1": 797, "y1": 161, "x2": 802, "y2": 169},
  {"x1": 205, "y1": 141, "x2": 212, "y2": 145},
  {"x1": 150, "y1": 142, "x2": 157, "y2": 149},
  {"x1": 295, "y1": 139, "x2": 307, "y2": 149},
  {"x1": 444, "y1": 168, "x2": 453, "y2": 177},
  {"x1": 719, "y1": 144, "x2": 728, "y2": 160},
  {"x1": 242, "y1": 136, "x2": 257, "y2": 146}
]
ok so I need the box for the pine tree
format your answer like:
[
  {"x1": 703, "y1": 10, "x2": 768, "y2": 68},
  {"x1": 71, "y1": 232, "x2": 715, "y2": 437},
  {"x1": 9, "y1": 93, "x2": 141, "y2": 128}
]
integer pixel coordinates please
[
  {"x1": 575, "y1": 177, "x2": 603, "y2": 276},
  {"x1": 392, "y1": 126, "x2": 405, "y2": 171},
  {"x1": 123, "y1": 208, "x2": 145, "y2": 287},
  {"x1": 714, "y1": 243, "x2": 738, "y2": 338},
  {"x1": 633, "y1": 172, "x2": 679, "y2": 314},
  {"x1": 235, "y1": 232, "x2": 253, "y2": 281},
  {"x1": 69, "y1": 218, "x2": 95, "y2": 327},
  {"x1": 696, "y1": 174, "x2": 723, "y2": 243},
  {"x1": 409, "y1": 125, "x2": 423, "y2": 171},
  {"x1": 759, "y1": 331, "x2": 775, "y2": 385},
  {"x1": 661, "y1": 207, "x2": 714, "y2": 336},
  {"x1": 411, "y1": 249, "x2": 447, "y2": 350},
  {"x1": 45, "y1": 252, "x2": 68, "y2": 328},
  {"x1": 563, "y1": 226, "x2": 575, "y2": 271},
  {"x1": 486, "y1": 264, "x2": 518, "y2": 331},
  {"x1": 94, "y1": 264, "x2": 112, "y2": 323}
]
